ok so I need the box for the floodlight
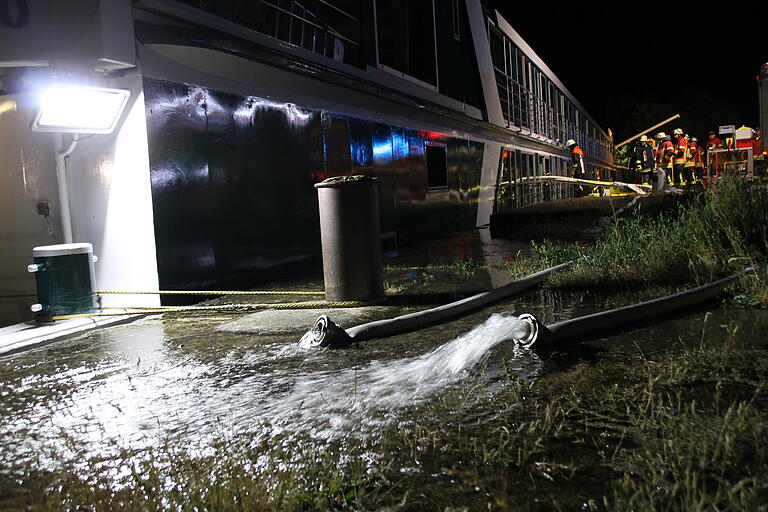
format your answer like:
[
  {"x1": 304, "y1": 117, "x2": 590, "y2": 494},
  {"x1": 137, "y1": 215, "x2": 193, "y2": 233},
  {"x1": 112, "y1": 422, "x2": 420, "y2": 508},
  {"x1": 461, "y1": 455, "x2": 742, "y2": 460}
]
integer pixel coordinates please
[{"x1": 32, "y1": 83, "x2": 130, "y2": 134}]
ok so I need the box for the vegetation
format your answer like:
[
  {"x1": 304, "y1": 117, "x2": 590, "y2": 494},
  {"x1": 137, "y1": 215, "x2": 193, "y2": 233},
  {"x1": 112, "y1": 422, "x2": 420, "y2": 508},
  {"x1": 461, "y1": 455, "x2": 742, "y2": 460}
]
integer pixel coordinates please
[
  {"x1": 504, "y1": 177, "x2": 768, "y2": 305},
  {"x1": 384, "y1": 258, "x2": 484, "y2": 277},
  {"x1": 3, "y1": 311, "x2": 766, "y2": 511}
]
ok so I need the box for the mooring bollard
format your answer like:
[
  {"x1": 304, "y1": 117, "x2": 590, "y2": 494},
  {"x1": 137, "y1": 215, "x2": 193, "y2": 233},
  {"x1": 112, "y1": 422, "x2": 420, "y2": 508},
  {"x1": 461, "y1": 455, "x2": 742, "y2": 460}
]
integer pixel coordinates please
[
  {"x1": 27, "y1": 243, "x2": 98, "y2": 320},
  {"x1": 315, "y1": 175, "x2": 384, "y2": 303}
]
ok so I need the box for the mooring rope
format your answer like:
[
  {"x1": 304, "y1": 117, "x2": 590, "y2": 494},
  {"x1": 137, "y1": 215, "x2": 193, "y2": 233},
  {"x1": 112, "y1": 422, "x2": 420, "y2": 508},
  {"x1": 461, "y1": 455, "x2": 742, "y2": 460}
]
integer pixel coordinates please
[
  {"x1": 96, "y1": 290, "x2": 324, "y2": 296},
  {"x1": 50, "y1": 299, "x2": 386, "y2": 321}
]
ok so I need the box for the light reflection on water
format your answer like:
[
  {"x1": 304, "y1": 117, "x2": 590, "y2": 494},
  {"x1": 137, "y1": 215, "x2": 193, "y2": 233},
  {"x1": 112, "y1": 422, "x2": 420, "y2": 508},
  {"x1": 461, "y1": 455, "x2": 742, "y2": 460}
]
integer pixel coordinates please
[
  {"x1": 0, "y1": 310, "x2": 540, "y2": 473},
  {"x1": 259, "y1": 313, "x2": 540, "y2": 440}
]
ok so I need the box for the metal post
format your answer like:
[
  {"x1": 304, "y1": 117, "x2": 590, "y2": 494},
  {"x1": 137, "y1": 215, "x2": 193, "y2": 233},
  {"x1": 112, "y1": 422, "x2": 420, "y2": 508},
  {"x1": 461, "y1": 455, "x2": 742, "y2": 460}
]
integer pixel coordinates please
[
  {"x1": 315, "y1": 176, "x2": 384, "y2": 302},
  {"x1": 759, "y1": 63, "x2": 768, "y2": 153},
  {"x1": 54, "y1": 133, "x2": 79, "y2": 244}
]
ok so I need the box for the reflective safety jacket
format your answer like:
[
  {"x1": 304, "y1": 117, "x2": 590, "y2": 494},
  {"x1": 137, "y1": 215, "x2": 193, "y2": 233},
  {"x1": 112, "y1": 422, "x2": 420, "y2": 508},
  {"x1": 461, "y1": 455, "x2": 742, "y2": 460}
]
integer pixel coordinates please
[
  {"x1": 656, "y1": 138, "x2": 674, "y2": 169},
  {"x1": 571, "y1": 145, "x2": 585, "y2": 175},
  {"x1": 707, "y1": 137, "x2": 722, "y2": 148},
  {"x1": 631, "y1": 142, "x2": 655, "y2": 171},
  {"x1": 674, "y1": 136, "x2": 688, "y2": 165},
  {"x1": 685, "y1": 143, "x2": 703, "y2": 168}
]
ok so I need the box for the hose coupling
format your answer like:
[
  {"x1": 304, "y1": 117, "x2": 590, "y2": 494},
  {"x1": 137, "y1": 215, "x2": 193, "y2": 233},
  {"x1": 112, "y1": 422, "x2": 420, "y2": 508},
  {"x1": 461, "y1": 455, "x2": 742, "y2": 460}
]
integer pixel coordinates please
[
  {"x1": 299, "y1": 315, "x2": 354, "y2": 349},
  {"x1": 516, "y1": 313, "x2": 541, "y2": 348}
]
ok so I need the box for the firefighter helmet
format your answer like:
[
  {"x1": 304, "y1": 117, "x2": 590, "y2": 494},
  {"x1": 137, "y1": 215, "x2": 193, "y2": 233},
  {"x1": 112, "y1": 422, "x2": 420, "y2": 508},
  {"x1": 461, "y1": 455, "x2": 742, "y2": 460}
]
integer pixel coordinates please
[
  {"x1": 673, "y1": 128, "x2": 683, "y2": 135},
  {"x1": 565, "y1": 139, "x2": 576, "y2": 147},
  {"x1": 656, "y1": 132, "x2": 666, "y2": 139},
  {"x1": 640, "y1": 135, "x2": 648, "y2": 142},
  {"x1": 691, "y1": 137, "x2": 698, "y2": 143}
]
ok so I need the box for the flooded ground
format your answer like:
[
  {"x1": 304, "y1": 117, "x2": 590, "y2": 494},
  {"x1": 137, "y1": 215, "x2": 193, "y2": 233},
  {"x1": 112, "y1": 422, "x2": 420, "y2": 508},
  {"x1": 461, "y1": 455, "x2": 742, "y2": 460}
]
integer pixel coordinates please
[{"x1": 1, "y1": 227, "x2": 766, "y2": 510}]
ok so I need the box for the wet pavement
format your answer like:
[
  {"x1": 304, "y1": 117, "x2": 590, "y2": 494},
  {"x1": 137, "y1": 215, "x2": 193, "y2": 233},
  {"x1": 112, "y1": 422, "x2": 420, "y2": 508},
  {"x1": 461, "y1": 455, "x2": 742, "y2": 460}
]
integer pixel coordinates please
[{"x1": 0, "y1": 227, "x2": 757, "y2": 483}]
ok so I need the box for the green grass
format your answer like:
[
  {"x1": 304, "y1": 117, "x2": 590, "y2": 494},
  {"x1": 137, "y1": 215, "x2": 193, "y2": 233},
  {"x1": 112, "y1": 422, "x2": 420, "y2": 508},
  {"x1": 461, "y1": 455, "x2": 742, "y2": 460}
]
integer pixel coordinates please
[{"x1": 504, "y1": 177, "x2": 768, "y2": 304}]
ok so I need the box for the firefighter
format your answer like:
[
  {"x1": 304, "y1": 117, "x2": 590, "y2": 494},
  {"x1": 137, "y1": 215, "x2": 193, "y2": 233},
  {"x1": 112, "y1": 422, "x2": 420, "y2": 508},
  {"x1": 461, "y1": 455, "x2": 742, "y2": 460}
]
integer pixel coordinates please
[
  {"x1": 685, "y1": 136, "x2": 703, "y2": 184},
  {"x1": 653, "y1": 132, "x2": 663, "y2": 160},
  {"x1": 673, "y1": 128, "x2": 689, "y2": 186},
  {"x1": 656, "y1": 132, "x2": 674, "y2": 185},
  {"x1": 707, "y1": 131, "x2": 722, "y2": 149},
  {"x1": 706, "y1": 131, "x2": 724, "y2": 178},
  {"x1": 566, "y1": 139, "x2": 586, "y2": 196},
  {"x1": 692, "y1": 137, "x2": 706, "y2": 182},
  {"x1": 631, "y1": 135, "x2": 655, "y2": 184}
]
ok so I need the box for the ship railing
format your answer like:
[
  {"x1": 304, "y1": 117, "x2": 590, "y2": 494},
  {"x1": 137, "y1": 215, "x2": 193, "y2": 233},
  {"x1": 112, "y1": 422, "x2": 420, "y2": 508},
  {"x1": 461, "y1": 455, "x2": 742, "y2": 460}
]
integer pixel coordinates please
[
  {"x1": 494, "y1": 73, "x2": 605, "y2": 153},
  {"x1": 495, "y1": 77, "x2": 562, "y2": 144},
  {"x1": 185, "y1": 0, "x2": 359, "y2": 64}
]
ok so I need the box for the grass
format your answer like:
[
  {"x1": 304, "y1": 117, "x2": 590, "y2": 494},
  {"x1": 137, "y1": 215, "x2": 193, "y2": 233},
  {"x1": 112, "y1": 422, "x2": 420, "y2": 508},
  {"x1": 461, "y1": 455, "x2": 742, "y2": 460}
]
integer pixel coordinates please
[
  {"x1": 384, "y1": 258, "x2": 484, "y2": 277},
  {"x1": 504, "y1": 177, "x2": 768, "y2": 305},
  {"x1": 3, "y1": 311, "x2": 767, "y2": 511}
]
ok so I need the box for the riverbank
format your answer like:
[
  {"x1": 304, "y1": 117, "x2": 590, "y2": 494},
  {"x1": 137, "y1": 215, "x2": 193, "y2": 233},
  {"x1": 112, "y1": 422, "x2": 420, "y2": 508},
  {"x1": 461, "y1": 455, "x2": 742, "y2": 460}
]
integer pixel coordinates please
[
  {"x1": 504, "y1": 177, "x2": 768, "y2": 306},
  {"x1": 3, "y1": 305, "x2": 765, "y2": 511}
]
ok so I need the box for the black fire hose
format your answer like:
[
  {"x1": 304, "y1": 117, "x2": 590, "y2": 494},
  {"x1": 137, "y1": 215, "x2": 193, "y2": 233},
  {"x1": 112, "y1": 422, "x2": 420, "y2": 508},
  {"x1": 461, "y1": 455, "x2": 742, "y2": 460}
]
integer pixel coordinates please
[
  {"x1": 520, "y1": 267, "x2": 755, "y2": 348},
  {"x1": 298, "y1": 261, "x2": 573, "y2": 348}
]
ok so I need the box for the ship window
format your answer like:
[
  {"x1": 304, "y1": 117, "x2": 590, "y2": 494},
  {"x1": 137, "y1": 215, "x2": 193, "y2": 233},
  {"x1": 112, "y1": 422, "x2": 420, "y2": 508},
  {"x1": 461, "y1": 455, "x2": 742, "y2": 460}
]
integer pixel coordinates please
[
  {"x1": 518, "y1": 54, "x2": 528, "y2": 89},
  {"x1": 507, "y1": 41, "x2": 517, "y2": 81},
  {"x1": 376, "y1": 0, "x2": 437, "y2": 87},
  {"x1": 425, "y1": 143, "x2": 448, "y2": 190},
  {"x1": 488, "y1": 26, "x2": 504, "y2": 71}
]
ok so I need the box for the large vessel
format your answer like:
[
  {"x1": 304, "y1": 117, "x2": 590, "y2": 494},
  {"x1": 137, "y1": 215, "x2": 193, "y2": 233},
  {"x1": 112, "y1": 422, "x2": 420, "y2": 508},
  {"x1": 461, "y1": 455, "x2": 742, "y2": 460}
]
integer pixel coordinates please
[{"x1": 0, "y1": 0, "x2": 613, "y2": 324}]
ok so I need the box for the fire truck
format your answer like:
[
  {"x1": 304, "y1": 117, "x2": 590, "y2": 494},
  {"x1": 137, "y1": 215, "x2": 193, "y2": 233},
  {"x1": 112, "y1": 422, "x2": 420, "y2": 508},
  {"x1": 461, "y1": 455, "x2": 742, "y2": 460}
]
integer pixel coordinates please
[{"x1": 706, "y1": 64, "x2": 768, "y2": 179}]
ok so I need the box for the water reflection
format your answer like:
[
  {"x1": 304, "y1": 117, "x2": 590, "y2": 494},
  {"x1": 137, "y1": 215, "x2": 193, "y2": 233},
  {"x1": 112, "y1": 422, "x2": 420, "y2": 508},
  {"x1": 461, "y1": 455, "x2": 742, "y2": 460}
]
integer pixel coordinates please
[{"x1": 0, "y1": 306, "x2": 542, "y2": 474}]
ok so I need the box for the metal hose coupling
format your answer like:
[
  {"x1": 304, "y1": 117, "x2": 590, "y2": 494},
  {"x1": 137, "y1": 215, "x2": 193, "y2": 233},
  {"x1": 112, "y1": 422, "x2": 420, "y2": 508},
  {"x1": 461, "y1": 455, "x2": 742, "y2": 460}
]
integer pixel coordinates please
[
  {"x1": 515, "y1": 313, "x2": 541, "y2": 348},
  {"x1": 298, "y1": 315, "x2": 354, "y2": 349}
]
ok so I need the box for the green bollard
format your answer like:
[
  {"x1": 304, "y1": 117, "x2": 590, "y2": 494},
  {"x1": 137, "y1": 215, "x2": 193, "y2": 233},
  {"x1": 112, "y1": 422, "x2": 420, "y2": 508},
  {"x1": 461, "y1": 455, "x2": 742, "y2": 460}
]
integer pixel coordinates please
[{"x1": 28, "y1": 243, "x2": 98, "y2": 320}]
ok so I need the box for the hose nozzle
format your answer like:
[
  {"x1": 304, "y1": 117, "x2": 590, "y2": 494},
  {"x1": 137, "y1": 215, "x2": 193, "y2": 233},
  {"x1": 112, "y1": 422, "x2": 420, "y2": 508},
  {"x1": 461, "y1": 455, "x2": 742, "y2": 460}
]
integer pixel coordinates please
[
  {"x1": 515, "y1": 313, "x2": 541, "y2": 348},
  {"x1": 299, "y1": 315, "x2": 354, "y2": 349}
]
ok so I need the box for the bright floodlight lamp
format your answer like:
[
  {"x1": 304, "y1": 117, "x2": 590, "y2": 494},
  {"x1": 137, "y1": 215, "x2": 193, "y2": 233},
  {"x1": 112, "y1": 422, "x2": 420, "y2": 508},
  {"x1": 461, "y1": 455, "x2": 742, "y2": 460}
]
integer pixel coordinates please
[{"x1": 32, "y1": 83, "x2": 130, "y2": 134}]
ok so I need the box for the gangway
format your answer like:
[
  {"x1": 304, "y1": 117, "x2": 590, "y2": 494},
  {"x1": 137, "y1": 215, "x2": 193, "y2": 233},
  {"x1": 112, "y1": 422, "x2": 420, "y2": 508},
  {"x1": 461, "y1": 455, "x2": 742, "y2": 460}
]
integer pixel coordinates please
[{"x1": 517, "y1": 175, "x2": 652, "y2": 195}]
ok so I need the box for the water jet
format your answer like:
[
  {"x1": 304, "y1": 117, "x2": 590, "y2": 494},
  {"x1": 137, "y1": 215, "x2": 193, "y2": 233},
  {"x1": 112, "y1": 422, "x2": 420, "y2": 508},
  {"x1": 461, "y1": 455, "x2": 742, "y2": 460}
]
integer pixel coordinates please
[{"x1": 298, "y1": 262, "x2": 572, "y2": 348}]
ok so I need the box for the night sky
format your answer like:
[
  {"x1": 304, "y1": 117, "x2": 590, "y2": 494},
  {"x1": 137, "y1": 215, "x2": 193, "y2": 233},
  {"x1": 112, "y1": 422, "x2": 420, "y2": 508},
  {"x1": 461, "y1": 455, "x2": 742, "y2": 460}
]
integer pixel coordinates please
[{"x1": 491, "y1": 3, "x2": 766, "y2": 142}]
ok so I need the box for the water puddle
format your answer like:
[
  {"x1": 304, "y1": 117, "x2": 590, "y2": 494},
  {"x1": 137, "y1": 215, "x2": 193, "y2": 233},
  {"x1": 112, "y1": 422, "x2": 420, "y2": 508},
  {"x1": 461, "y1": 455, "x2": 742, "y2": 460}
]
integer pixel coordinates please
[
  {"x1": 0, "y1": 310, "x2": 540, "y2": 473},
  {"x1": 259, "y1": 313, "x2": 540, "y2": 440}
]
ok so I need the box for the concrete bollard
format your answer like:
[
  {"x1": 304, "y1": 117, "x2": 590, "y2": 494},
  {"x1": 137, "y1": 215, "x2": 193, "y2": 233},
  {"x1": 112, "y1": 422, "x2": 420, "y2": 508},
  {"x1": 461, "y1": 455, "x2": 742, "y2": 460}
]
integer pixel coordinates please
[{"x1": 315, "y1": 176, "x2": 384, "y2": 303}]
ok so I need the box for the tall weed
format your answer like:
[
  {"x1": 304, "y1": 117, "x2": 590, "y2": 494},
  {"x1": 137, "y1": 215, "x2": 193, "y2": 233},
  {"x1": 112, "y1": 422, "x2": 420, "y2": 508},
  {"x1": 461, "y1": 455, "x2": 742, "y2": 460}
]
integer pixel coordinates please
[{"x1": 512, "y1": 178, "x2": 768, "y2": 302}]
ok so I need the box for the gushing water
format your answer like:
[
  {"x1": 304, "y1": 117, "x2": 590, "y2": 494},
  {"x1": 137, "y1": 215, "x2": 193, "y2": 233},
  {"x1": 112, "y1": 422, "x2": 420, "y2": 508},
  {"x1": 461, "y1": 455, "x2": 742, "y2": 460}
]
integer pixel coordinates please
[
  {"x1": 259, "y1": 313, "x2": 537, "y2": 438},
  {"x1": 0, "y1": 313, "x2": 539, "y2": 472}
]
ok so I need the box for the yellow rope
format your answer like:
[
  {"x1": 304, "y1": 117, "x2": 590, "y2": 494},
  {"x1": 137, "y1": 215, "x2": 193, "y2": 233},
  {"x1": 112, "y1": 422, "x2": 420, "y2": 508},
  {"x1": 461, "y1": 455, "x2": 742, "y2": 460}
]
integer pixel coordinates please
[
  {"x1": 51, "y1": 299, "x2": 385, "y2": 321},
  {"x1": 518, "y1": 175, "x2": 652, "y2": 191},
  {"x1": 96, "y1": 290, "x2": 323, "y2": 296}
]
